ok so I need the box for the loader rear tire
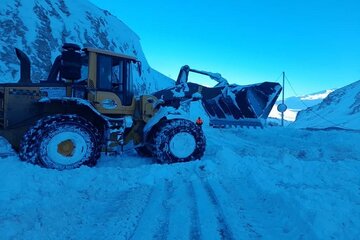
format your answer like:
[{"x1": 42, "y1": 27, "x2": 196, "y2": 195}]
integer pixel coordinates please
[
  {"x1": 19, "y1": 115, "x2": 102, "y2": 170},
  {"x1": 152, "y1": 119, "x2": 206, "y2": 164}
]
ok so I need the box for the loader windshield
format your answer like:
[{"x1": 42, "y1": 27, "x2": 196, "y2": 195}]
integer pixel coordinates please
[{"x1": 97, "y1": 54, "x2": 134, "y2": 106}]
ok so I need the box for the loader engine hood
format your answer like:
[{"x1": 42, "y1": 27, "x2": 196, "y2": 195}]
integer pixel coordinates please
[{"x1": 152, "y1": 65, "x2": 282, "y2": 127}]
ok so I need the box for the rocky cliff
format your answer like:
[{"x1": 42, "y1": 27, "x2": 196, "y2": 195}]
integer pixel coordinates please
[{"x1": 0, "y1": 0, "x2": 174, "y2": 94}]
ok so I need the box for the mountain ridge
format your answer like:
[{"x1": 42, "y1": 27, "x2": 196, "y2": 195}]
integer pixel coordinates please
[
  {"x1": 269, "y1": 89, "x2": 334, "y2": 122},
  {"x1": 0, "y1": 0, "x2": 174, "y2": 94},
  {"x1": 292, "y1": 80, "x2": 360, "y2": 130}
]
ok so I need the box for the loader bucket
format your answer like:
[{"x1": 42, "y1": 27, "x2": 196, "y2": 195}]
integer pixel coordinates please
[
  {"x1": 196, "y1": 82, "x2": 282, "y2": 127},
  {"x1": 153, "y1": 66, "x2": 282, "y2": 127}
]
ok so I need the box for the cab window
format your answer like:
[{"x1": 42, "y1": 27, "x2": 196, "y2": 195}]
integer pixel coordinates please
[{"x1": 97, "y1": 54, "x2": 133, "y2": 106}]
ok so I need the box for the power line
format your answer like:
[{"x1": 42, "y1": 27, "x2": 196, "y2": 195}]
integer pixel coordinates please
[
  {"x1": 274, "y1": 72, "x2": 283, "y2": 83},
  {"x1": 284, "y1": 74, "x2": 345, "y2": 128}
]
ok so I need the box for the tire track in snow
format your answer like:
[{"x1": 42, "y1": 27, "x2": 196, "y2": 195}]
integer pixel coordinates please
[
  {"x1": 218, "y1": 176, "x2": 317, "y2": 239},
  {"x1": 129, "y1": 178, "x2": 199, "y2": 240},
  {"x1": 128, "y1": 180, "x2": 174, "y2": 240},
  {"x1": 82, "y1": 185, "x2": 154, "y2": 240},
  {"x1": 218, "y1": 179, "x2": 263, "y2": 239},
  {"x1": 191, "y1": 176, "x2": 220, "y2": 239},
  {"x1": 193, "y1": 169, "x2": 235, "y2": 240},
  {"x1": 193, "y1": 167, "x2": 262, "y2": 239},
  {"x1": 125, "y1": 186, "x2": 155, "y2": 240},
  {"x1": 215, "y1": 178, "x2": 262, "y2": 239},
  {"x1": 187, "y1": 181, "x2": 201, "y2": 240},
  {"x1": 164, "y1": 178, "x2": 198, "y2": 240},
  {"x1": 153, "y1": 180, "x2": 173, "y2": 240},
  {"x1": 201, "y1": 180, "x2": 235, "y2": 240}
]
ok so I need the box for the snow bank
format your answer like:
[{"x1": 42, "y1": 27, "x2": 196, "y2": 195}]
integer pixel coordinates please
[
  {"x1": 269, "y1": 89, "x2": 333, "y2": 123},
  {"x1": 1, "y1": 125, "x2": 359, "y2": 239},
  {"x1": 293, "y1": 80, "x2": 360, "y2": 130}
]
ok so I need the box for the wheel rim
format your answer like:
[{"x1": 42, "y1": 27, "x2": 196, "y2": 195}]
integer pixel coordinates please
[
  {"x1": 169, "y1": 132, "x2": 196, "y2": 158},
  {"x1": 57, "y1": 139, "x2": 75, "y2": 157},
  {"x1": 43, "y1": 131, "x2": 89, "y2": 165}
]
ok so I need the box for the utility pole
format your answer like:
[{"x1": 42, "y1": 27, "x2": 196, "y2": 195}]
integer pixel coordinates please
[{"x1": 277, "y1": 72, "x2": 287, "y2": 127}]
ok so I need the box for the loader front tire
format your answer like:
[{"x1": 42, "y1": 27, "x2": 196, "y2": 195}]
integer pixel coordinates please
[
  {"x1": 19, "y1": 115, "x2": 102, "y2": 170},
  {"x1": 152, "y1": 119, "x2": 206, "y2": 164}
]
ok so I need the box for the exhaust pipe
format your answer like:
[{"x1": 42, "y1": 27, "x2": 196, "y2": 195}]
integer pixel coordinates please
[{"x1": 15, "y1": 48, "x2": 31, "y2": 84}]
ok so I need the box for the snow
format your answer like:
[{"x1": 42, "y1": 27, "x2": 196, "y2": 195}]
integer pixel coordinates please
[
  {"x1": 1, "y1": 121, "x2": 360, "y2": 239},
  {"x1": 293, "y1": 80, "x2": 360, "y2": 130},
  {"x1": 1, "y1": 1, "x2": 359, "y2": 238},
  {"x1": 269, "y1": 106, "x2": 300, "y2": 122},
  {"x1": 269, "y1": 89, "x2": 333, "y2": 123},
  {"x1": 301, "y1": 89, "x2": 334, "y2": 101}
]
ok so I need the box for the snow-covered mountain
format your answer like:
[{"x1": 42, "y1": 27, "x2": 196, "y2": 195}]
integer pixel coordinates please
[
  {"x1": 293, "y1": 80, "x2": 360, "y2": 130},
  {"x1": 269, "y1": 89, "x2": 333, "y2": 122},
  {"x1": 0, "y1": 0, "x2": 174, "y2": 94}
]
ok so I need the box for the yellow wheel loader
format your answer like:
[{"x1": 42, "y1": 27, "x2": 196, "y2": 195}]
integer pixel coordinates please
[
  {"x1": 0, "y1": 44, "x2": 206, "y2": 170},
  {"x1": 0, "y1": 43, "x2": 281, "y2": 170}
]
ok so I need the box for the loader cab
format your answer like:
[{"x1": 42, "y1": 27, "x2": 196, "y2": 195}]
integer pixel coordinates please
[{"x1": 84, "y1": 47, "x2": 139, "y2": 115}]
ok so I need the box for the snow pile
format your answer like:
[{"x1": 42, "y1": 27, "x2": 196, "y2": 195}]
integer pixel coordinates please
[
  {"x1": 269, "y1": 107, "x2": 299, "y2": 123},
  {"x1": 293, "y1": 80, "x2": 360, "y2": 130},
  {"x1": 1, "y1": 125, "x2": 360, "y2": 239},
  {"x1": 0, "y1": 0, "x2": 174, "y2": 94},
  {"x1": 269, "y1": 89, "x2": 333, "y2": 122},
  {"x1": 301, "y1": 89, "x2": 334, "y2": 101}
]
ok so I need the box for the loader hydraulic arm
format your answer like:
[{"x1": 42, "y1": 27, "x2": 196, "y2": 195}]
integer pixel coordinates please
[
  {"x1": 153, "y1": 64, "x2": 282, "y2": 128},
  {"x1": 176, "y1": 65, "x2": 228, "y2": 87}
]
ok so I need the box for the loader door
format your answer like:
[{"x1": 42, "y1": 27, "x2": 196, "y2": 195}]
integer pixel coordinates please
[{"x1": 93, "y1": 54, "x2": 135, "y2": 115}]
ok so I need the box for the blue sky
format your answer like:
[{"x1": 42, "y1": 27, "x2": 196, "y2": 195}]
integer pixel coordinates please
[{"x1": 89, "y1": 0, "x2": 360, "y2": 97}]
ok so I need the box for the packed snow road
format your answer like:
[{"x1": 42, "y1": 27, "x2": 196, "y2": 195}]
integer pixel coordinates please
[{"x1": 1, "y1": 126, "x2": 360, "y2": 239}]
